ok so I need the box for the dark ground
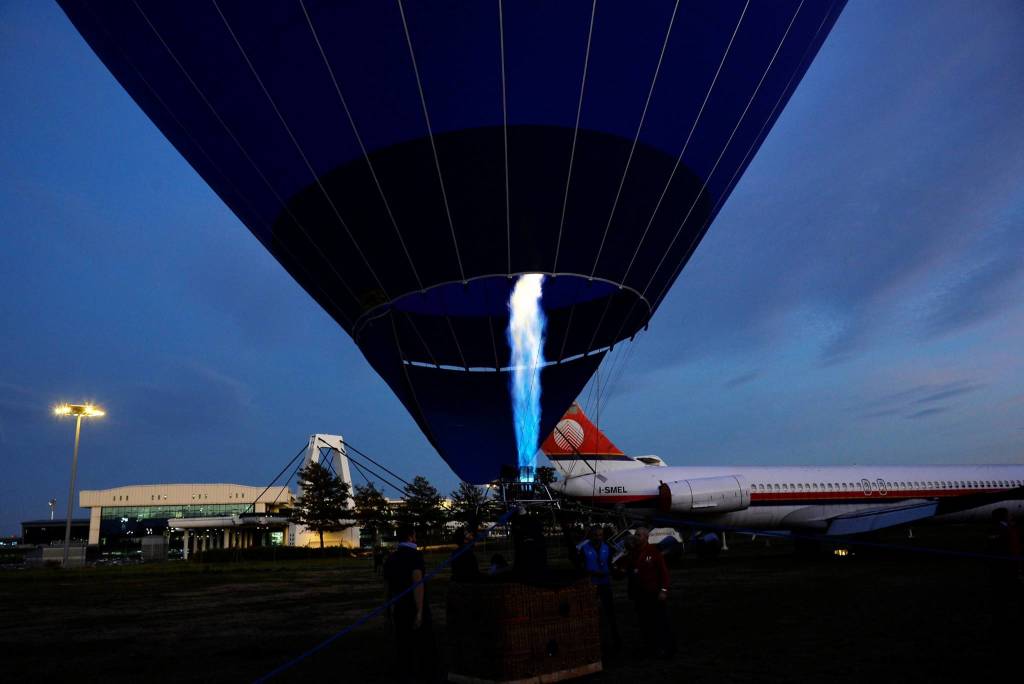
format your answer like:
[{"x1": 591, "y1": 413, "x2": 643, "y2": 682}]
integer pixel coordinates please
[{"x1": 1, "y1": 524, "x2": 1021, "y2": 683}]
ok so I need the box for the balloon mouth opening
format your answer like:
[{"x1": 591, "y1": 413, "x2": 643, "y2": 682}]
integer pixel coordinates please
[{"x1": 353, "y1": 273, "x2": 649, "y2": 371}]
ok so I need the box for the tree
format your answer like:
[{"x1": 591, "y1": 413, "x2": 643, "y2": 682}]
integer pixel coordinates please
[
  {"x1": 353, "y1": 482, "x2": 392, "y2": 547},
  {"x1": 290, "y1": 460, "x2": 354, "y2": 549},
  {"x1": 449, "y1": 481, "x2": 488, "y2": 530},
  {"x1": 535, "y1": 466, "x2": 558, "y2": 487},
  {"x1": 398, "y1": 475, "x2": 447, "y2": 543}
]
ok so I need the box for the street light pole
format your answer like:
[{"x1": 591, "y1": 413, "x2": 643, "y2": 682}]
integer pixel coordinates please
[
  {"x1": 62, "y1": 414, "x2": 83, "y2": 568},
  {"x1": 54, "y1": 402, "x2": 105, "y2": 568}
]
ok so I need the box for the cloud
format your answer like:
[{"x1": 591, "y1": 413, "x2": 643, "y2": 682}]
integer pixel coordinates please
[
  {"x1": 861, "y1": 408, "x2": 900, "y2": 419},
  {"x1": 647, "y1": 2, "x2": 1024, "y2": 368},
  {"x1": 914, "y1": 383, "x2": 984, "y2": 405},
  {"x1": 724, "y1": 371, "x2": 759, "y2": 388},
  {"x1": 858, "y1": 380, "x2": 983, "y2": 421},
  {"x1": 906, "y1": 407, "x2": 947, "y2": 420},
  {"x1": 925, "y1": 251, "x2": 1024, "y2": 338},
  {"x1": 119, "y1": 360, "x2": 253, "y2": 434}
]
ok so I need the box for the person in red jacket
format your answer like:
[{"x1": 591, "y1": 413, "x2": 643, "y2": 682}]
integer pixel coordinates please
[{"x1": 620, "y1": 527, "x2": 674, "y2": 658}]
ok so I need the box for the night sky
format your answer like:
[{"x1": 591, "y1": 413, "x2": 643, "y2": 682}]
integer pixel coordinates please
[{"x1": 2, "y1": 1, "x2": 1023, "y2": 534}]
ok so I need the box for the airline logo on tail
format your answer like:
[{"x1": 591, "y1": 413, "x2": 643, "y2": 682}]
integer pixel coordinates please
[{"x1": 541, "y1": 403, "x2": 633, "y2": 462}]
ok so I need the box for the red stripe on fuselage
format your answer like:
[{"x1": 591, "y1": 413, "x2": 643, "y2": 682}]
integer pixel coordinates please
[
  {"x1": 577, "y1": 488, "x2": 1014, "y2": 506},
  {"x1": 750, "y1": 488, "x2": 1007, "y2": 502}
]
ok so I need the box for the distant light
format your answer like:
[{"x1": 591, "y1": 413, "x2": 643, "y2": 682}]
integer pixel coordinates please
[
  {"x1": 833, "y1": 548, "x2": 850, "y2": 557},
  {"x1": 54, "y1": 403, "x2": 106, "y2": 418}
]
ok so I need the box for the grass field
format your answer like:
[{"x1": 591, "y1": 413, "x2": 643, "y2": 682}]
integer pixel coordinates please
[{"x1": 1, "y1": 524, "x2": 1020, "y2": 683}]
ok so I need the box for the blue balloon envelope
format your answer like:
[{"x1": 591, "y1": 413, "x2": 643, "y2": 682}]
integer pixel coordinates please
[{"x1": 59, "y1": 0, "x2": 846, "y2": 483}]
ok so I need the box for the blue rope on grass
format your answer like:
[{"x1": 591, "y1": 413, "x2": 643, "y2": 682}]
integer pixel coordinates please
[{"x1": 254, "y1": 508, "x2": 517, "y2": 683}]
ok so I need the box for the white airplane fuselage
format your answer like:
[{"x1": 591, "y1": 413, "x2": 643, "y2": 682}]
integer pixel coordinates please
[{"x1": 558, "y1": 463, "x2": 1024, "y2": 531}]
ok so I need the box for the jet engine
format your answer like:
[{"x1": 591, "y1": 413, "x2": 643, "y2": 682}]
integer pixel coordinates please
[{"x1": 657, "y1": 475, "x2": 750, "y2": 514}]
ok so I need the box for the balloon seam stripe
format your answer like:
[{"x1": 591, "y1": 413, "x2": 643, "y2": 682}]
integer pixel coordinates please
[
  {"x1": 396, "y1": 0, "x2": 466, "y2": 283},
  {"x1": 298, "y1": 0, "x2": 425, "y2": 293},
  {"x1": 130, "y1": 0, "x2": 363, "y2": 322},
  {"x1": 212, "y1": 0, "x2": 393, "y2": 301},
  {"x1": 552, "y1": 0, "x2": 598, "y2": 273}
]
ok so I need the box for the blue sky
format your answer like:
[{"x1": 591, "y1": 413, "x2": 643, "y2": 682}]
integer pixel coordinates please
[{"x1": 2, "y1": 1, "x2": 1023, "y2": 534}]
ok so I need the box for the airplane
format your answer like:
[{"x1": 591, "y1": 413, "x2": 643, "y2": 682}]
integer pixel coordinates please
[{"x1": 543, "y1": 403, "x2": 1024, "y2": 537}]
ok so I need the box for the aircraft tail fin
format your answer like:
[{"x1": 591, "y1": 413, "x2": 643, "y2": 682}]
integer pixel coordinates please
[{"x1": 541, "y1": 403, "x2": 639, "y2": 476}]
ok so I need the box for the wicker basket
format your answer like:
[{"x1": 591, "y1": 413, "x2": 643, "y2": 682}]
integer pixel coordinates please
[{"x1": 446, "y1": 577, "x2": 602, "y2": 683}]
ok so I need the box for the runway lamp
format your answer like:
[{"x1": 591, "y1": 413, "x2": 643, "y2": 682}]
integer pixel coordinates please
[{"x1": 54, "y1": 403, "x2": 105, "y2": 567}]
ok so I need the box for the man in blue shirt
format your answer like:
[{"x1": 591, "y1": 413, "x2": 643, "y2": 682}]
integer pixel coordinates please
[{"x1": 579, "y1": 525, "x2": 621, "y2": 652}]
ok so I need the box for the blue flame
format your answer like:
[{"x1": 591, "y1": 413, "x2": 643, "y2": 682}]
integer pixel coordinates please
[{"x1": 507, "y1": 274, "x2": 546, "y2": 483}]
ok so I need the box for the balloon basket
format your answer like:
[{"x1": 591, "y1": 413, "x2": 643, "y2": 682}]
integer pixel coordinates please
[{"x1": 446, "y1": 576, "x2": 601, "y2": 683}]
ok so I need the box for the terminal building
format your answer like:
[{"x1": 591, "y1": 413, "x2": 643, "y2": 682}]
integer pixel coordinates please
[{"x1": 76, "y1": 434, "x2": 361, "y2": 556}]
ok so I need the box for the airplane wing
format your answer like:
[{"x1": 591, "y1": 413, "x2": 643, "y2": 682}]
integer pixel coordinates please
[
  {"x1": 823, "y1": 485, "x2": 1024, "y2": 536},
  {"x1": 824, "y1": 500, "x2": 939, "y2": 536}
]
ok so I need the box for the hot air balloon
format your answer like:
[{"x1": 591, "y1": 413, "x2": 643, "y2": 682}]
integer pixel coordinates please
[{"x1": 59, "y1": 0, "x2": 846, "y2": 483}]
